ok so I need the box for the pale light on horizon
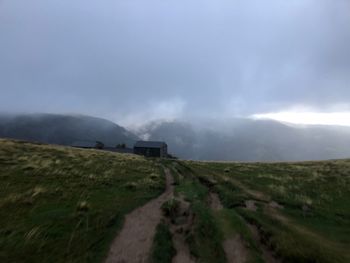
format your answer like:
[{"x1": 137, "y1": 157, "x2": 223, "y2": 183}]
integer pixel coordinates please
[{"x1": 252, "y1": 111, "x2": 350, "y2": 127}]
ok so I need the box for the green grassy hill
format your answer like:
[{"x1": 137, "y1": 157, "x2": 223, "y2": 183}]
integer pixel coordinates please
[
  {"x1": 166, "y1": 160, "x2": 350, "y2": 263},
  {"x1": 0, "y1": 139, "x2": 164, "y2": 263},
  {"x1": 1, "y1": 139, "x2": 349, "y2": 263}
]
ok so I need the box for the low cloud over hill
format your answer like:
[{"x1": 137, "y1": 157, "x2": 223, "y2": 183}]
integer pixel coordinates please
[
  {"x1": 0, "y1": 114, "x2": 138, "y2": 148},
  {"x1": 137, "y1": 118, "x2": 350, "y2": 161},
  {"x1": 1, "y1": 114, "x2": 350, "y2": 161}
]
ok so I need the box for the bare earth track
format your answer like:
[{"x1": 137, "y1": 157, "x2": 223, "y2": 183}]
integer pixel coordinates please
[
  {"x1": 209, "y1": 192, "x2": 247, "y2": 263},
  {"x1": 169, "y1": 196, "x2": 196, "y2": 263},
  {"x1": 105, "y1": 168, "x2": 284, "y2": 263},
  {"x1": 105, "y1": 169, "x2": 174, "y2": 263}
]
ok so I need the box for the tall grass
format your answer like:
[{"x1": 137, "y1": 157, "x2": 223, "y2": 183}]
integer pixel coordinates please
[
  {"x1": 185, "y1": 159, "x2": 350, "y2": 263},
  {"x1": 0, "y1": 139, "x2": 165, "y2": 263},
  {"x1": 150, "y1": 221, "x2": 176, "y2": 263}
]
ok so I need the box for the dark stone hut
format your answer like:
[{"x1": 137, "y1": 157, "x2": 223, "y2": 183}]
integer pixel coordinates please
[{"x1": 133, "y1": 141, "x2": 168, "y2": 158}]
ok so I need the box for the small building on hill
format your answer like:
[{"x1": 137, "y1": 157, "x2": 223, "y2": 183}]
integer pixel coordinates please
[
  {"x1": 72, "y1": 140, "x2": 104, "y2": 149},
  {"x1": 134, "y1": 141, "x2": 168, "y2": 158}
]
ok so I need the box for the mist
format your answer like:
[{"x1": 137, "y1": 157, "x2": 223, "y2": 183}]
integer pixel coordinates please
[
  {"x1": 1, "y1": 0, "x2": 350, "y2": 127},
  {"x1": 1, "y1": 1, "x2": 350, "y2": 160}
]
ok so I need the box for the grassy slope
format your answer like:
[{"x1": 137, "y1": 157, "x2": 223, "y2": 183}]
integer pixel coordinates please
[
  {"x1": 0, "y1": 139, "x2": 165, "y2": 263},
  {"x1": 183, "y1": 160, "x2": 350, "y2": 263},
  {"x1": 1, "y1": 139, "x2": 349, "y2": 263}
]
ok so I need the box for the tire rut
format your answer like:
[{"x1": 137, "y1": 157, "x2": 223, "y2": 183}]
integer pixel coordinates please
[
  {"x1": 105, "y1": 168, "x2": 174, "y2": 263},
  {"x1": 209, "y1": 192, "x2": 248, "y2": 263},
  {"x1": 169, "y1": 197, "x2": 196, "y2": 263}
]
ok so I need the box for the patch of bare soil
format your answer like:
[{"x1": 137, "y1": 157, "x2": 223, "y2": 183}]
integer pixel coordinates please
[
  {"x1": 244, "y1": 200, "x2": 257, "y2": 211},
  {"x1": 171, "y1": 229, "x2": 195, "y2": 263},
  {"x1": 209, "y1": 192, "x2": 248, "y2": 263},
  {"x1": 208, "y1": 192, "x2": 223, "y2": 211},
  {"x1": 247, "y1": 224, "x2": 281, "y2": 263},
  {"x1": 105, "y1": 168, "x2": 174, "y2": 263},
  {"x1": 269, "y1": 201, "x2": 284, "y2": 209},
  {"x1": 168, "y1": 197, "x2": 196, "y2": 263},
  {"x1": 223, "y1": 236, "x2": 247, "y2": 263},
  {"x1": 219, "y1": 180, "x2": 284, "y2": 262}
]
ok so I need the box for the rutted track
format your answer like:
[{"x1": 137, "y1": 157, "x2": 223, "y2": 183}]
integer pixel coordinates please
[
  {"x1": 105, "y1": 168, "x2": 174, "y2": 263},
  {"x1": 169, "y1": 196, "x2": 196, "y2": 263},
  {"x1": 209, "y1": 192, "x2": 248, "y2": 263}
]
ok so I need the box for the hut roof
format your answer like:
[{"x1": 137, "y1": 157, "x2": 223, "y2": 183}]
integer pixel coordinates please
[{"x1": 134, "y1": 141, "x2": 167, "y2": 149}]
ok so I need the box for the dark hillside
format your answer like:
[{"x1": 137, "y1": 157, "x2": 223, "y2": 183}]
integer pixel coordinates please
[{"x1": 0, "y1": 114, "x2": 138, "y2": 147}]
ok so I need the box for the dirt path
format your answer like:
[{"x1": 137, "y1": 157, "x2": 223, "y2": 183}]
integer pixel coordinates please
[
  {"x1": 209, "y1": 192, "x2": 247, "y2": 263},
  {"x1": 169, "y1": 197, "x2": 196, "y2": 263},
  {"x1": 223, "y1": 236, "x2": 247, "y2": 263},
  {"x1": 246, "y1": 223, "x2": 280, "y2": 263},
  {"x1": 166, "y1": 168, "x2": 196, "y2": 263},
  {"x1": 208, "y1": 192, "x2": 223, "y2": 210},
  {"x1": 105, "y1": 168, "x2": 174, "y2": 263},
  {"x1": 172, "y1": 235, "x2": 195, "y2": 263}
]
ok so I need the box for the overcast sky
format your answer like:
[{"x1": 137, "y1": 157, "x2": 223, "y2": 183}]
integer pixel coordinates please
[{"x1": 0, "y1": 0, "x2": 349, "y2": 126}]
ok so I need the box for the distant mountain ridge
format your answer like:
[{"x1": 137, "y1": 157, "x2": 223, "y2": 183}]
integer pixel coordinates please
[
  {"x1": 1, "y1": 113, "x2": 350, "y2": 161},
  {"x1": 136, "y1": 118, "x2": 350, "y2": 161},
  {"x1": 0, "y1": 114, "x2": 138, "y2": 147}
]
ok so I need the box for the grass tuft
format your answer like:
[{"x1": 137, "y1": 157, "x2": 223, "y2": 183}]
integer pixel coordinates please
[{"x1": 150, "y1": 221, "x2": 176, "y2": 263}]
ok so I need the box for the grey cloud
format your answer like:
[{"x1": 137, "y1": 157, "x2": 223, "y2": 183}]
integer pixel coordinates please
[{"x1": 0, "y1": 0, "x2": 349, "y2": 122}]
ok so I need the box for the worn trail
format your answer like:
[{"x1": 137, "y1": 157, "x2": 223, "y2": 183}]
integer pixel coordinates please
[
  {"x1": 247, "y1": 223, "x2": 280, "y2": 263},
  {"x1": 209, "y1": 192, "x2": 247, "y2": 263},
  {"x1": 105, "y1": 168, "x2": 174, "y2": 263},
  {"x1": 169, "y1": 196, "x2": 196, "y2": 263}
]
